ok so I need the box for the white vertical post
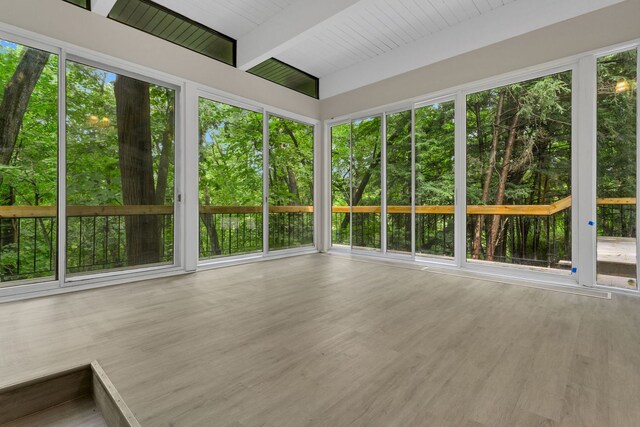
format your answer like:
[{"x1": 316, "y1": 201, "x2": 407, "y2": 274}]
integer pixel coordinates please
[
  {"x1": 411, "y1": 106, "x2": 416, "y2": 260},
  {"x1": 576, "y1": 56, "x2": 597, "y2": 287},
  {"x1": 263, "y1": 111, "x2": 270, "y2": 256},
  {"x1": 381, "y1": 114, "x2": 387, "y2": 254},
  {"x1": 636, "y1": 47, "x2": 640, "y2": 288},
  {"x1": 324, "y1": 123, "x2": 333, "y2": 252},
  {"x1": 183, "y1": 83, "x2": 199, "y2": 272},
  {"x1": 454, "y1": 92, "x2": 467, "y2": 268},
  {"x1": 58, "y1": 49, "x2": 67, "y2": 285},
  {"x1": 314, "y1": 123, "x2": 324, "y2": 251},
  {"x1": 349, "y1": 120, "x2": 353, "y2": 250}
]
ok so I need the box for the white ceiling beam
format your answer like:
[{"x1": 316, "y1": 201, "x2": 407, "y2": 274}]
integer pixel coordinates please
[
  {"x1": 237, "y1": 0, "x2": 367, "y2": 71},
  {"x1": 91, "y1": 0, "x2": 117, "y2": 17},
  {"x1": 319, "y1": 0, "x2": 626, "y2": 99}
]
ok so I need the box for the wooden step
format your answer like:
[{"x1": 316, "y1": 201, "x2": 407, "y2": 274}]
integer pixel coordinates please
[{"x1": 0, "y1": 361, "x2": 139, "y2": 427}]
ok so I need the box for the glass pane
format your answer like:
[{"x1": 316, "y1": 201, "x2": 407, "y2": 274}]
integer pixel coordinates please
[
  {"x1": 331, "y1": 123, "x2": 350, "y2": 247},
  {"x1": 466, "y1": 71, "x2": 572, "y2": 270},
  {"x1": 268, "y1": 116, "x2": 314, "y2": 250},
  {"x1": 597, "y1": 50, "x2": 637, "y2": 289},
  {"x1": 198, "y1": 98, "x2": 263, "y2": 259},
  {"x1": 0, "y1": 41, "x2": 58, "y2": 286},
  {"x1": 66, "y1": 61, "x2": 175, "y2": 275},
  {"x1": 352, "y1": 116, "x2": 381, "y2": 250},
  {"x1": 415, "y1": 101, "x2": 455, "y2": 258},
  {"x1": 386, "y1": 110, "x2": 411, "y2": 254}
]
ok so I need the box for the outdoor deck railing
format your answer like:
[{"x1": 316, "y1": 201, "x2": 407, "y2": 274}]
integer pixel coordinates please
[{"x1": 0, "y1": 197, "x2": 635, "y2": 282}]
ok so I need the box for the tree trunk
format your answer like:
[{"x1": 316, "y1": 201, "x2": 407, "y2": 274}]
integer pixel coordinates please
[
  {"x1": 155, "y1": 89, "x2": 175, "y2": 205},
  {"x1": 0, "y1": 48, "x2": 50, "y2": 276},
  {"x1": 201, "y1": 189, "x2": 221, "y2": 256},
  {"x1": 285, "y1": 166, "x2": 300, "y2": 204},
  {"x1": 198, "y1": 129, "x2": 221, "y2": 256},
  {"x1": 472, "y1": 90, "x2": 505, "y2": 259},
  {"x1": 340, "y1": 146, "x2": 380, "y2": 231},
  {"x1": 114, "y1": 75, "x2": 161, "y2": 267},
  {"x1": 0, "y1": 48, "x2": 50, "y2": 166},
  {"x1": 487, "y1": 111, "x2": 520, "y2": 260}
]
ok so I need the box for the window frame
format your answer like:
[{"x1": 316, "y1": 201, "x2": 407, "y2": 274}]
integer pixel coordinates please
[
  {"x1": 62, "y1": 55, "x2": 182, "y2": 284},
  {"x1": 325, "y1": 38, "x2": 640, "y2": 294}
]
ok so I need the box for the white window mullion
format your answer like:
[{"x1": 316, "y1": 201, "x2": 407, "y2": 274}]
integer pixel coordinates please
[
  {"x1": 349, "y1": 121, "x2": 353, "y2": 250},
  {"x1": 58, "y1": 50, "x2": 67, "y2": 286},
  {"x1": 576, "y1": 56, "x2": 597, "y2": 287},
  {"x1": 454, "y1": 92, "x2": 467, "y2": 268},
  {"x1": 381, "y1": 114, "x2": 387, "y2": 254},
  {"x1": 636, "y1": 47, "x2": 640, "y2": 287},
  {"x1": 569, "y1": 63, "x2": 579, "y2": 285},
  {"x1": 183, "y1": 83, "x2": 199, "y2": 271},
  {"x1": 263, "y1": 112, "x2": 270, "y2": 256},
  {"x1": 411, "y1": 106, "x2": 416, "y2": 260}
]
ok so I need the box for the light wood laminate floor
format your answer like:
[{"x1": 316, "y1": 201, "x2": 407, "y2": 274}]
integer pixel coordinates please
[{"x1": 1, "y1": 254, "x2": 639, "y2": 426}]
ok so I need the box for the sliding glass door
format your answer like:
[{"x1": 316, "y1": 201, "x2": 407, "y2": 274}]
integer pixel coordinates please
[
  {"x1": 197, "y1": 98, "x2": 316, "y2": 260},
  {"x1": 268, "y1": 115, "x2": 314, "y2": 251},
  {"x1": 351, "y1": 116, "x2": 382, "y2": 251},
  {"x1": 66, "y1": 60, "x2": 176, "y2": 275},
  {"x1": 466, "y1": 71, "x2": 572, "y2": 271},
  {"x1": 0, "y1": 39, "x2": 58, "y2": 286},
  {"x1": 596, "y1": 49, "x2": 638, "y2": 289},
  {"x1": 331, "y1": 123, "x2": 351, "y2": 247},
  {"x1": 415, "y1": 100, "x2": 455, "y2": 259},
  {"x1": 385, "y1": 110, "x2": 412, "y2": 254},
  {"x1": 198, "y1": 98, "x2": 263, "y2": 259}
]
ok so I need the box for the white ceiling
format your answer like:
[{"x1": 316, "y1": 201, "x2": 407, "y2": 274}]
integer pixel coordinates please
[
  {"x1": 91, "y1": 0, "x2": 626, "y2": 98},
  {"x1": 277, "y1": 0, "x2": 518, "y2": 78},
  {"x1": 151, "y1": 0, "x2": 297, "y2": 40}
]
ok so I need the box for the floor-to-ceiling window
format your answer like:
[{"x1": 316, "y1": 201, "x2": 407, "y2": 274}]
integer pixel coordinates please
[
  {"x1": 385, "y1": 110, "x2": 412, "y2": 254},
  {"x1": 330, "y1": 117, "x2": 382, "y2": 251},
  {"x1": 268, "y1": 115, "x2": 314, "y2": 251},
  {"x1": 415, "y1": 100, "x2": 455, "y2": 259},
  {"x1": 596, "y1": 49, "x2": 638, "y2": 289},
  {"x1": 66, "y1": 61, "x2": 175, "y2": 275},
  {"x1": 331, "y1": 123, "x2": 350, "y2": 247},
  {"x1": 198, "y1": 98, "x2": 263, "y2": 259},
  {"x1": 0, "y1": 39, "x2": 58, "y2": 286},
  {"x1": 466, "y1": 71, "x2": 573, "y2": 270},
  {"x1": 351, "y1": 116, "x2": 382, "y2": 251}
]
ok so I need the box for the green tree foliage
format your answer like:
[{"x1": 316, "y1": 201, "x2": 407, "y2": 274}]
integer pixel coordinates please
[
  {"x1": 268, "y1": 116, "x2": 313, "y2": 207},
  {"x1": 466, "y1": 71, "x2": 573, "y2": 265},
  {"x1": 0, "y1": 41, "x2": 175, "y2": 282},
  {"x1": 597, "y1": 50, "x2": 637, "y2": 200},
  {"x1": 597, "y1": 50, "x2": 637, "y2": 245},
  {"x1": 415, "y1": 101, "x2": 455, "y2": 257},
  {"x1": 197, "y1": 100, "x2": 315, "y2": 257},
  {"x1": 198, "y1": 99, "x2": 263, "y2": 207},
  {"x1": 0, "y1": 43, "x2": 57, "y2": 281}
]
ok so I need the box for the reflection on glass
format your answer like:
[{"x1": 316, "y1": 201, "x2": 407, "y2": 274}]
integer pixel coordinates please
[
  {"x1": 0, "y1": 41, "x2": 58, "y2": 286},
  {"x1": 66, "y1": 61, "x2": 175, "y2": 274},
  {"x1": 466, "y1": 71, "x2": 572, "y2": 270},
  {"x1": 597, "y1": 50, "x2": 637, "y2": 289},
  {"x1": 198, "y1": 99, "x2": 263, "y2": 259},
  {"x1": 386, "y1": 111, "x2": 411, "y2": 253},
  {"x1": 415, "y1": 101, "x2": 455, "y2": 258},
  {"x1": 352, "y1": 116, "x2": 382, "y2": 250},
  {"x1": 268, "y1": 116, "x2": 314, "y2": 250},
  {"x1": 331, "y1": 123, "x2": 351, "y2": 247}
]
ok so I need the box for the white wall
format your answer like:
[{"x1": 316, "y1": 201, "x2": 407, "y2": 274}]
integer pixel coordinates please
[
  {"x1": 0, "y1": 0, "x2": 320, "y2": 120},
  {"x1": 320, "y1": 0, "x2": 640, "y2": 120}
]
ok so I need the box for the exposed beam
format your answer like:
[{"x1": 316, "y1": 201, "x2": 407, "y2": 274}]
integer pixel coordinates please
[
  {"x1": 237, "y1": 0, "x2": 366, "y2": 71},
  {"x1": 91, "y1": 0, "x2": 117, "y2": 17},
  {"x1": 319, "y1": 0, "x2": 626, "y2": 99}
]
